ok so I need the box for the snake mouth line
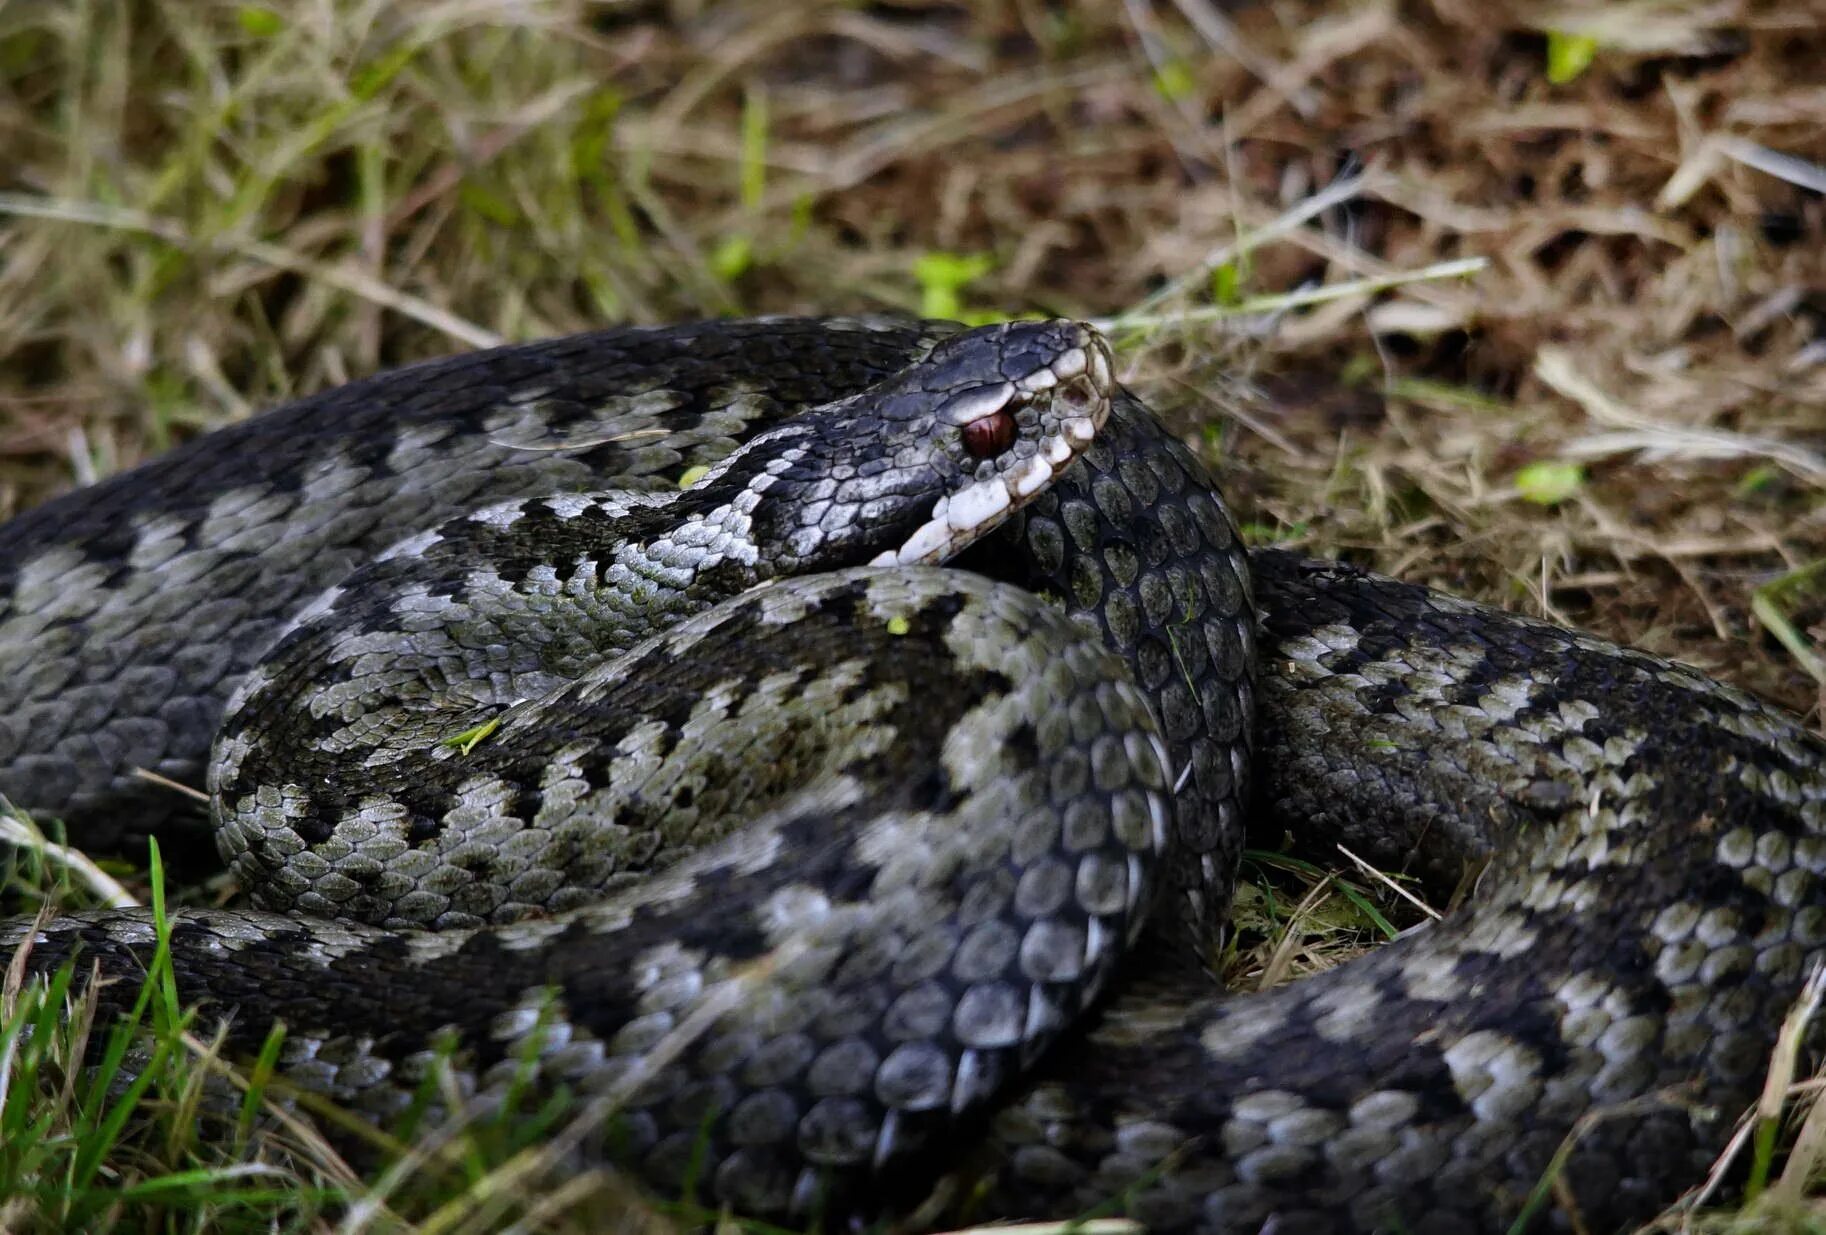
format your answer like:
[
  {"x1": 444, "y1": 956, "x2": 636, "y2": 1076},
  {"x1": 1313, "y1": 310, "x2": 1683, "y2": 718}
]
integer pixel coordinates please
[{"x1": 871, "y1": 328, "x2": 1115, "y2": 567}]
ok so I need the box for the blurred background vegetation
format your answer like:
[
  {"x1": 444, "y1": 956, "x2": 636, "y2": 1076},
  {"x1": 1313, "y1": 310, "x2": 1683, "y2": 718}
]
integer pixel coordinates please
[{"x1": 1, "y1": 1, "x2": 1822, "y2": 1230}]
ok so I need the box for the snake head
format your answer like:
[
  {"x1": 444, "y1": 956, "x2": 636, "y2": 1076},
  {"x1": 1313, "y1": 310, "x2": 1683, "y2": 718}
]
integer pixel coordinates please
[
  {"x1": 721, "y1": 319, "x2": 1115, "y2": 575},
  {"x1": 869, "y1": 319, "x2": 1116, "y2": 566}
]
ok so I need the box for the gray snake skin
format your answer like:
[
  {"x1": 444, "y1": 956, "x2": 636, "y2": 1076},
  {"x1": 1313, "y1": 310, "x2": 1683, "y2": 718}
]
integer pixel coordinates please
[{"x1": 2, "y1": 318, "x2": 1823, "y2": 1234}]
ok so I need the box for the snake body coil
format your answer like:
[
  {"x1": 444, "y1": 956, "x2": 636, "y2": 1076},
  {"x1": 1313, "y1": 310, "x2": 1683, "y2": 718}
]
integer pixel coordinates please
[{"x1": 2, "y1": 318, "x2": 1822, "y2": 1234}]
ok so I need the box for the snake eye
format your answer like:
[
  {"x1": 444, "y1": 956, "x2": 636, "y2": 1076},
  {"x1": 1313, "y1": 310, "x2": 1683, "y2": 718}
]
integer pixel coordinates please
[{"x1": 962, "y1": 410, "x2": 1017, "y2": 459}]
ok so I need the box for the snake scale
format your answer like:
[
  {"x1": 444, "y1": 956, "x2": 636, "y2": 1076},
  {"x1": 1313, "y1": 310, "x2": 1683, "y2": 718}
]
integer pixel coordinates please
[{"x1": 2, "y1": 317, "x2": 1823, "y2": 1234}]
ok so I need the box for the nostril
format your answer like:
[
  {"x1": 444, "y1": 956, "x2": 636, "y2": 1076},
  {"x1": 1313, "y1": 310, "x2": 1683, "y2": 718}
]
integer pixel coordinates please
[{"x1": 1057, "y1": 376, "x2": 1100, "y2": 413}]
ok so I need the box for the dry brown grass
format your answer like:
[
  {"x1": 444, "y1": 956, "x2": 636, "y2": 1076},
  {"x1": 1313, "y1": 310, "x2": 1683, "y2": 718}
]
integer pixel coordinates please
[{"x1": 1, "y1": 0, "x2": 1823, "y2": 1231}]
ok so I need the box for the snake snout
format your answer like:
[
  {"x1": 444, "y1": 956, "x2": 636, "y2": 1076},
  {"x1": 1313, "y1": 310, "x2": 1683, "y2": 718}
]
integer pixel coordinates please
[{"x1": 872, "y1": 324, "x2": 1114, "y2": 569}]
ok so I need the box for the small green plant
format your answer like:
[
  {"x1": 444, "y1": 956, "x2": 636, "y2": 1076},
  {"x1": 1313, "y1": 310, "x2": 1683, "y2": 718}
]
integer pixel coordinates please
[
  {"x1": 1514, "y1": 459, "x2": 1586, "y2": 506},
  {"x1": 1545, "y1": 31, "x2": 1600, "y2": 84},
  {"x1": 914, "y1": 251, "x2": 997, "y2": 323}
]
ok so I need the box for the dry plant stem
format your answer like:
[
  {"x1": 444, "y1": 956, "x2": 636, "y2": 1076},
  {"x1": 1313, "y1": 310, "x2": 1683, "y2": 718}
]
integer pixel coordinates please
[
  {"x1": 1671, "y1": 962, "x2": 1826, "y2": 1217},
  {"x1": 0, "y1": 810, "x2": 136, "y2": 909},
  {"x1": 0, "y1": 193, "x2": 501, "y2": 349},
  {"x1": 1335, "y1": 843, "x2": 1443, "y2": 922}
]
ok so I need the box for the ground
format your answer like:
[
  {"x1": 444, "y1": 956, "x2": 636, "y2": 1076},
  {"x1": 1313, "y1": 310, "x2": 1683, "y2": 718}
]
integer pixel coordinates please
[{"x1": 0, "y1": 1, "x2": 1822, "y2": 1232}]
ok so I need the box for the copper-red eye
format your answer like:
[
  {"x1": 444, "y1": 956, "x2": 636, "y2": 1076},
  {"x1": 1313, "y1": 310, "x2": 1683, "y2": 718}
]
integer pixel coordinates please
[{"x1": 962, "y1": 411, "x2": 1017, "y2": 459}]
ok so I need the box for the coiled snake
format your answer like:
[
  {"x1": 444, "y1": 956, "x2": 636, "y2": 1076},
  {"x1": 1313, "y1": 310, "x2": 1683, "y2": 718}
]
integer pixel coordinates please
[{"x1": 2, "y1": 317, "x2": 1823, "y2": 1233}]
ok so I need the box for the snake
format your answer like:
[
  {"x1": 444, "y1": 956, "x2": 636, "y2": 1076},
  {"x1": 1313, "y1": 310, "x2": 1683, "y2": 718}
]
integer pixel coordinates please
[{"x1": 1, "y1": 316, "x2": 1823, "y2": 1234}]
